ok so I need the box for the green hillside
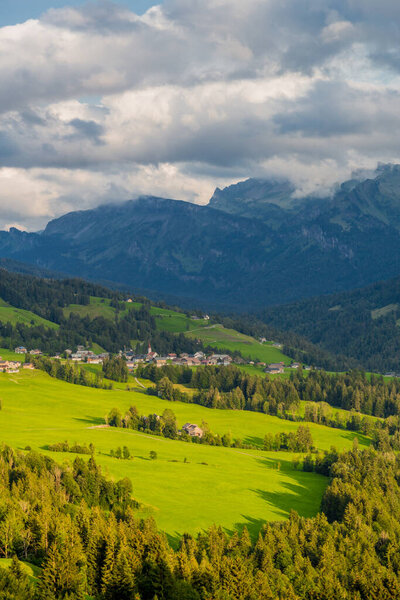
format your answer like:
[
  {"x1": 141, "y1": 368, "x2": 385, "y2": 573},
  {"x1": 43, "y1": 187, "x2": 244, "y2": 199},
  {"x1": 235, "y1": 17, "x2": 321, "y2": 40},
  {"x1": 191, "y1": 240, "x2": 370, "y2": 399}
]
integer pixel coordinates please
[
  {"x1": 0, "y1": 298, "x2": 58, "y2": 329},
  {"x1": 0, "y1": 369, "x2": 365, "y2": 539},
  {"x1": 186, "y1": 323, "x2": 290, "y2": 363},
  {"x1": 63, "y1": 296, "x2": 292, "y2": 363}
]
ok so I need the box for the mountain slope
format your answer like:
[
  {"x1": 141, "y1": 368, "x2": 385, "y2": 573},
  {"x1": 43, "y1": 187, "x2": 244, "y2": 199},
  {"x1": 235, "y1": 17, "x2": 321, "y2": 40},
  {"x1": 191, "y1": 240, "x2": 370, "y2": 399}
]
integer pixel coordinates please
[
  {"x1": 261, "y1": 275, "x2": 400, "y2": 372},
  {"x1": 1, "y1": 166, "x2": 400, "y2": 308}
]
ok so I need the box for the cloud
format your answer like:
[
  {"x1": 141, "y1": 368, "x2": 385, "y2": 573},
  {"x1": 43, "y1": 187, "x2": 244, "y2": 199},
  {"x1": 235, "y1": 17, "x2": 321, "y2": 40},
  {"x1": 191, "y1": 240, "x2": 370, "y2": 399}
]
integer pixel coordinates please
[{"x1": 1, "y1": 0, "x2": 400, "y2": 229}]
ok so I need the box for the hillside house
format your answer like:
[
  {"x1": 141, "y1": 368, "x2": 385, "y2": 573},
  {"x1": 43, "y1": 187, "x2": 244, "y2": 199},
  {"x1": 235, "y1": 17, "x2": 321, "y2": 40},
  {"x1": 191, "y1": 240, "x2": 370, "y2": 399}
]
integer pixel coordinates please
[
  {"x1": 126, "y1": 298, "x2": 133, "y2": 303},
  {"x1": 265, "y1": 363, "x2": 285, "y2": 374},
  {"x1": 15, "y1": 346, "x2": 27, "y2": 354},
  {"x1": 23, "y1": 363, "x2": 35, "y2": 370},
  {"x1": 168, "y1": 353, "x2": 177, "y2": 359},
  {"x1": 153, "y1": 358, "x2": 167, "y2": 367},
  {"x1": 8, "y1": 361, "x2": 21, "y2": 369},
  {"x1": 87, "y1": 357, "x2": 103, "y2": 365},
  {"x1": 30, "y1": 349, "x2": 42, "y2": 356},
  {"x1": 182, "y1": 423, "x2": 203, "y2": 438},
  {"x1": 0, "y1": 361, "x2": 9, "y2": 371}
]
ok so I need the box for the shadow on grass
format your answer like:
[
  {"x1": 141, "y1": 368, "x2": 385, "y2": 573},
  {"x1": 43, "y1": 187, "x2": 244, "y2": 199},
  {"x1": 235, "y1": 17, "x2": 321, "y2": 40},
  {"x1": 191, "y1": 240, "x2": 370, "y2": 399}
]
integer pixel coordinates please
[
  {"x1": 242, "y1": 434, "x2": 263, "y2": 447},
  {"x1": 341, "y1": 431, "x2": 370, "y2": 447},
  {"x1": 73, "y1": 416, "x2": 105, "y2": 425},
  {"x1": 255, "y1": 456, "x2": 298, "y2": 472}
]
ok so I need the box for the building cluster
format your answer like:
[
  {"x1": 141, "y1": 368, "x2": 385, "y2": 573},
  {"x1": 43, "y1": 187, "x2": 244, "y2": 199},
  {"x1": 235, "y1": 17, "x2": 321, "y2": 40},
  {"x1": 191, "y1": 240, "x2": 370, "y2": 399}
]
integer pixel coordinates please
[
  {"x1": 8, "y1": 344, "x2": 309, "y2": 377},
  {"x1": 0, "y1": 355, "x2": 35, "y2": 373},
  {"x1": 68, "y1": 346, "x2": 109, "y2": 363},
  {"x1": 264, "y1": 361, "x2": 306, "y2": 374},
  {"x1": 122, "y1": 345, "x2": 233, "y2": 370}
]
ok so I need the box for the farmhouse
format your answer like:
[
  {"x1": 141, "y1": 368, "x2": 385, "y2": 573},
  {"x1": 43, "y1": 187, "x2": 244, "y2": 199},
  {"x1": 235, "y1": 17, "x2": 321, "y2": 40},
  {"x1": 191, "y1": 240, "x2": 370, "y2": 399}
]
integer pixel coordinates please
[
  {"x1": 30, "y1": 349, "x2": 42, "y2": 356},
  {"x1": 152, "y1": 358, "x2": 167, "y2": 367},
  {"x1": 182, "y1": 423, "x2": 203, "y2": 437},
  {"x1": 87, "y1": 357, "x2": 103, "y2": 364},
  {"x1": 265, "y1": 362, "x2": 285, "y2": 374},
  {"x1": 23, "y1": 363, "x2": 35, "y2": 370},
  {"x1": 15, "y1": 346, "x2": 27, "y2": 354}
]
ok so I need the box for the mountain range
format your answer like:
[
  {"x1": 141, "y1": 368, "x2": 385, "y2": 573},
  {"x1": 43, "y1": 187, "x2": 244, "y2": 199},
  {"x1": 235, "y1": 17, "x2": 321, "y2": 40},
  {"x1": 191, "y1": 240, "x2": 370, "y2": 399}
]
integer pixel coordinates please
[{"x1": 2, "y1": 164, "x2": 400, "y2": 308}]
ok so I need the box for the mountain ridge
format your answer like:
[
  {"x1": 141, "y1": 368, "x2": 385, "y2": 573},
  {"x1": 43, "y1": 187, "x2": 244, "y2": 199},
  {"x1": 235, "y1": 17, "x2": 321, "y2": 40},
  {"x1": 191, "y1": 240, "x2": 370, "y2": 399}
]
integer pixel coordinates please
[{"x1": 2, "y1": 165, "x2": 400, "y2": 308}]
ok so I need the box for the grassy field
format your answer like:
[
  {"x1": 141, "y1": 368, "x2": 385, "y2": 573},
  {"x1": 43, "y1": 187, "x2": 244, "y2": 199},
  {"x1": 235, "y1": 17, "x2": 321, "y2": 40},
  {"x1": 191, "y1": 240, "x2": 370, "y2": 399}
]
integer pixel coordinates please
[
  {"x1": 0, "y1": 369, "x2": 365, "y2": 540},
  {"x1": 63, "y1": 296, "x2": 117, "y2": 320},
  {"x1": 0, "y1": 299, "x2": 58, "y2": 329},
  {"x1": 186, "y1": 324, "x2": 291, "y2": 364}
]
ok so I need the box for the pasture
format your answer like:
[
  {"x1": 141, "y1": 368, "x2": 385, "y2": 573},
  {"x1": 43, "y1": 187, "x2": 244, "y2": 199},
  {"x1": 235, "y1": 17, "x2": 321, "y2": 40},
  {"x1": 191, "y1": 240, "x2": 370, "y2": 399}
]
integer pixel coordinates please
[
  {"x1": 0, "y1": 370, "x2": 363, "y2": 540},
  {"x1": 0, "y1": 299, "x2": 58, "y2": 329},
  {"x1": 186, "y1": 324, "x2": 291, "y2": 363}
]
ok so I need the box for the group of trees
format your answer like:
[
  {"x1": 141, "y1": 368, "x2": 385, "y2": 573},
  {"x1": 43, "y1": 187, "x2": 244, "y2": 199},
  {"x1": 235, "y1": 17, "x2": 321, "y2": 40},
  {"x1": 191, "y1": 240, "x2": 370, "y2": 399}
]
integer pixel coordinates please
[
  {"x1": 2, "y1": 445, "x2": 400, "y2": 598},
  {"x1": 47, "y1": 441, "x2": 94, "y2": 455},
  {"x1": 263, "y1": 425, "x2": 314, "y2": 453},
  {"x1": 106, "y1": 405, "x2": 258, "y2": 450},
  {"x1": 102, "y1": 356, "x2": 129, "y2": 382},
  {"x1": 107, "y1": 405, "x2": 178, "y2": 440},
  {"x1": 32, "y1": 356, "x2": 113, "y2": 390},
  {"x1": 110, "y1": 446, "x2": 131, "y2": 460}
]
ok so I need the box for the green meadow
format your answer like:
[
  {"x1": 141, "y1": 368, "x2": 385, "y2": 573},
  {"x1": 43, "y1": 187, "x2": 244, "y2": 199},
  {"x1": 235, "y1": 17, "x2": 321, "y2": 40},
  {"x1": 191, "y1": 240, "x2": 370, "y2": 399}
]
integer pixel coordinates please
[
  {"x1": 0, "y1": 298, "x2": 58, "y2": 329},
  {"x1": 186, "y1": 324, "x2": 290, "y2": 363},
  {"x1": 0, "y1": 369, "x2": 368, "y2": 540}
]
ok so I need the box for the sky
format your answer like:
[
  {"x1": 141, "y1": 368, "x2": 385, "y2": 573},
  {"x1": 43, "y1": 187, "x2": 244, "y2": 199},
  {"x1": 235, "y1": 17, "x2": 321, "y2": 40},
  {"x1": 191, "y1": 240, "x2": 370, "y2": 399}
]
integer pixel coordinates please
[{"x1": 1, "y1": 0, "x2": 400, "y2": 230}]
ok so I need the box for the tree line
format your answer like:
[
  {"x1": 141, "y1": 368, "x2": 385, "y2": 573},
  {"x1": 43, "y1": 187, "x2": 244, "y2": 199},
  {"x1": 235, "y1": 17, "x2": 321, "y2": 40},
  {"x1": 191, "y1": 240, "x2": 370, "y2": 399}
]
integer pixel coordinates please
[{"x1": 141, "y1": 364, "x2": 400, "y2": 420}]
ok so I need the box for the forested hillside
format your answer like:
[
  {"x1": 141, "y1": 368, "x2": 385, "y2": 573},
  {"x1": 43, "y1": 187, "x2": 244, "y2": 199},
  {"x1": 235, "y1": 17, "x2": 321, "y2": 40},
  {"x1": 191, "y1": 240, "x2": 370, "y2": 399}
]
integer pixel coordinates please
[{"x1": 262, "y1": 275, "x2": 400, "y2": 373}]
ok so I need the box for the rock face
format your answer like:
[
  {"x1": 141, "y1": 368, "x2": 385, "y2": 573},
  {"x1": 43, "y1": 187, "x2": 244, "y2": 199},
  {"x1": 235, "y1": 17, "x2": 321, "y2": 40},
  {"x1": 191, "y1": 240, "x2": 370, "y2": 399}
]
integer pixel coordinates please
[{"x1": 1, "y1": 165, "x2": 400, "y2": 308}]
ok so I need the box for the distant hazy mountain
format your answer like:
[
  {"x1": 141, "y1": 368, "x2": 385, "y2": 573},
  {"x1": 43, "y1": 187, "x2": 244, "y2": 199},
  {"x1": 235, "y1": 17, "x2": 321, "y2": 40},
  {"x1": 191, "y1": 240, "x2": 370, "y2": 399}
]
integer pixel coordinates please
[{"x1": 1, "y1": 165, "x2": 400, "y2": 308}]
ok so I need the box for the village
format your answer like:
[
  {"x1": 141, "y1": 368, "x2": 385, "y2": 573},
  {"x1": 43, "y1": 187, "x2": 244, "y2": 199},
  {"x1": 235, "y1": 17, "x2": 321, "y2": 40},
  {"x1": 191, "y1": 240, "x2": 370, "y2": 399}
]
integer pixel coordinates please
[{"x1": 0, "y1": 343, "x2": 306, "y2": 375}]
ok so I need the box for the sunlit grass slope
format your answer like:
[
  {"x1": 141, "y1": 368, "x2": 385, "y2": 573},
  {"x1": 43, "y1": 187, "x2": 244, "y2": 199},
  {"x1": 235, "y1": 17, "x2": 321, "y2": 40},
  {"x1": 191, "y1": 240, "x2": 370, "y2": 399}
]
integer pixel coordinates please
[
  {"x1": 186, "y1": 324, "x2": 290, "y2": 363},
  {"x1": 0, "y1": 370, "x2": 362, "y2": 539},
  {"x1": 0, "y1": 299, "x2": 58, "y2": 329}
]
